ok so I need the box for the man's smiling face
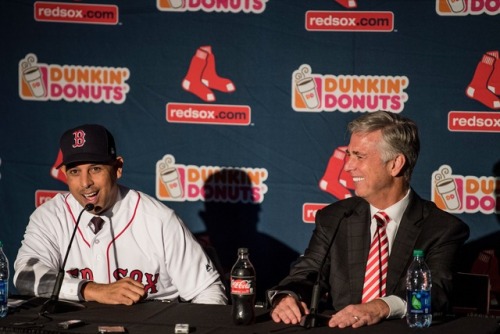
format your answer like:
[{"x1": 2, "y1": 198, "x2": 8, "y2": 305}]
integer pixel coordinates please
[
  {"x1": 62, "y1": 158, "x2": 122, "y2": 214},
  {"x1": 344, "y1": 130, "x2": 398, "y2": 208}
]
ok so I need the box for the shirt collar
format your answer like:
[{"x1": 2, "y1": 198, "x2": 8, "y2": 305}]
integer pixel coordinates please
[{"x1": 369, "y1": 188, "x2": 411, "y2": 225}]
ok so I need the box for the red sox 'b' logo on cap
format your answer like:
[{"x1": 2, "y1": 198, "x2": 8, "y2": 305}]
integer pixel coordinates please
[{"x1": 72, "y1": 130, "x2": 86, "y2": 148}]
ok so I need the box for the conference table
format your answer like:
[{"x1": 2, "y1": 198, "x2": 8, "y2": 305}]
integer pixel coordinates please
[{"x1": 0, "y1": 297, "x2": 498, "y2": 334}]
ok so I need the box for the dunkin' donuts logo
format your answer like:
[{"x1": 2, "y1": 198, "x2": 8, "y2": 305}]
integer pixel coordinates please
[
  {"x1": 155, "y1": 154, "x2": 268, "y2": 203},
  {"x1": 18, "y1": 53, "x2": 130, "y2": 104},
  {"x1": 292, "y1": 64, "x2": 409, "y2": 113},
  {"x1": 157, "y1": 0, "x2": 267, "y2": 13},
  {"x1": 436, "y1": 0, "x2": 500, "y2": 15},
  {"x1": 431, "y1": 165, "x2": 499, "y2": 214}
]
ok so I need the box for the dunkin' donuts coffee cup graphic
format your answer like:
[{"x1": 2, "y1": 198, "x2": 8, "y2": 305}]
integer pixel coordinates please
[
  {"x1": 20, "y1": 54, "x2": 46, "y2": 98},
  {"x1": 168, "y1": 0, "x2": 183, "y2": 8},
  {"x1": 157, "y1": 0, "x2": 185, "y2": 10},
  {"x1": 434, "y1": 166, "x2": 461, "y2": 210},
  {"x1": 436, "y1": 0, "x2": 466, "y2": 14},
  {"x1": 158, "y1": 156, "x2": 183, "y2": 198},
  {"x1": 294, "y1": 65, "x2": 320, "y2": 109},
  {"x1": 446, "y1": 0, "x2": 465, "y2": 12}
]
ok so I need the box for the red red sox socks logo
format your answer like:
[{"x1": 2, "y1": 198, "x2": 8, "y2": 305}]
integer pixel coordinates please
[
  {"x1": 182, "y1": 45, "x2": 235, "y2": 102},
  {"x1": 319, "y1": 146, "x2": 355, "y2": 200},
  {"x1": 67, "y1": 268, "x2": 160, "y2": 294},
  {"x1": 335, "y1": 0, "x2": 357, "y2": 8},
  {"x1": 466, "y1": 50, "x2": 500, "y2": 110},
  {"x1": 50, "y1": 129, "x2": 88, "y2": 183}
]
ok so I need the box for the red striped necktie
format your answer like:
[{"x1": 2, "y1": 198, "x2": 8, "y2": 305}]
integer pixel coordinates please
[{"x1": 361, "y1": 211, "x2": 390, "y2": 303}]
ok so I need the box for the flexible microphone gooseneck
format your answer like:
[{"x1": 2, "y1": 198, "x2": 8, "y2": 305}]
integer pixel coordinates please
[
  {"x1": 40, "y1": 203, "x2": 95, "y2": 315},
  {"x1": 300, "y1": 210, "x2": 353, "y2": 329}
]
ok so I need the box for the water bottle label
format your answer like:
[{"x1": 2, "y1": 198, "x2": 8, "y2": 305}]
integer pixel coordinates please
[
  {"x1": 0, "y1": 281, "x2": 6, "y2": 304},
  {"x1": 407, "y1": 290, "x2": 431, "y2": 315},
  {"x1": 231, "y1": 278, "x2": 255, "y2": 295}
]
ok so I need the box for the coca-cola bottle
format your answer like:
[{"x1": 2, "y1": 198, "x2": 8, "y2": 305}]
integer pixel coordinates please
[{"x1": 230, "y1": 247, "x2": 256, "y2": 325}]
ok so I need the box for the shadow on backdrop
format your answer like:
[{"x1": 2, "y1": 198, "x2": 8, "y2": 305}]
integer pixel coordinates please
[
  {"x1": 456, "y1": 160, "x2": 500, "y2": 309},
  {"x1": 195, "y1": 169, "x2": 300, "y2": 304}
]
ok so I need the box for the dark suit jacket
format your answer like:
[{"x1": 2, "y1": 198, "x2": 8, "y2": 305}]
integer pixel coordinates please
[{"x1": 272, "y1": 190, "x2": 470, "y2": 313}]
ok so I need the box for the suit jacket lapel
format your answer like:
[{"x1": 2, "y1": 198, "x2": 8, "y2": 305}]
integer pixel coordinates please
[
  {"x1": 387, "y1": 190, "x2": 424, "y2": 294},
  {"x1": 347, "y1": 202, "x2": 371, "y2": 302}
]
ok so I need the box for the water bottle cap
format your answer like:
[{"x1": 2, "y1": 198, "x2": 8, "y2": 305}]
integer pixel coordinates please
[
  {"x1": 413, "y1": 249, "x2": 424, "y2": 257},
  {"x1": 238, "y1": 248, "x2": 248, "y2": 254}
]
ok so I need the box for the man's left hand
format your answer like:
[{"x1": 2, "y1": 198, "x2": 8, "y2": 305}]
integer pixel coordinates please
[{"x1": 328, "y1": 299, "x2": 390, "y2": 328}]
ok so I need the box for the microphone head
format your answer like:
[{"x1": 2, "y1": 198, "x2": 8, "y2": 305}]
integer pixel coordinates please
[{"x1": 84, "y1": 204, "x2": 95, "y2": 211}]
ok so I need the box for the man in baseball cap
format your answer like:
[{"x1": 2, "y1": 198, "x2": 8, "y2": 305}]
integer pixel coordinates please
[{"x1": 14, "y1": 124, "x2": 227, "y2": 308}]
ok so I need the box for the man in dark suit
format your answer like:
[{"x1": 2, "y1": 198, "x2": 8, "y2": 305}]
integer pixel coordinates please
[{"x1": 268, "y1": 111, "x2": 470, "y2": 328}]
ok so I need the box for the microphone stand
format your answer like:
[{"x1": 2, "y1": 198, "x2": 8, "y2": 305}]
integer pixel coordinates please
[
  {"x1": 40, "y1": 204, "x2": 94, "y2": 314},
  {"x1": 301, "y1": 210, "x2": 352, "y2": 329}
]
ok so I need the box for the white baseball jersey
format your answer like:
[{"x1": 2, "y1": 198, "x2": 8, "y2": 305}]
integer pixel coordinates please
[{"x1": 14, "y1": 185, "x2": 226, "y2": 304}]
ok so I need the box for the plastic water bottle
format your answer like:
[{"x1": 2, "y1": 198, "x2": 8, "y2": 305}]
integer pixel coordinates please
[
  {"x1": 230, "y1": 248, "x2": 256, "y2": 325},
  {"x1": 0, "y1": 241, "x2": 9, "y2": 318},
  {"x1": 406, "y1": 249, "x2": 432, "y2": 328}
]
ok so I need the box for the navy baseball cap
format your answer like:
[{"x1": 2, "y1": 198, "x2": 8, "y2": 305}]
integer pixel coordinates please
[{"x1": 56, "y1": 124, "x2": 117, "y2": 168}]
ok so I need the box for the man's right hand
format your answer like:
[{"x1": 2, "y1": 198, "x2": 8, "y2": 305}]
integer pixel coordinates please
[
  {"x1": 270, "y1": 295, "x2": 309, "y2": 325},
  {"x1": 81, "y1": 277, "x2": 145, "y2": 305}
]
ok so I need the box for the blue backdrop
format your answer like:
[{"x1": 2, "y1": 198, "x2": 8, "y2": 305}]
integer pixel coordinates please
[{"x1": 1, "y1": 0, "x2": 499, "y2": 301}]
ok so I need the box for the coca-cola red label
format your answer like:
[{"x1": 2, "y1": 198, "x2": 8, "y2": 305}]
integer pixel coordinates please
[{"x1": 231, "y1": 278, "x2": 255, "y2": 295}]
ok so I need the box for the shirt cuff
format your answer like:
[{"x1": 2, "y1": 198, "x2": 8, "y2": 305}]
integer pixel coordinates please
[
  {"x1": 379, "y1": 295, "x2": 406, "y2": 319},
  {"x1": 59, "y1": 277, "x2": 88, "y2": 301},
  {"x1": 267, "y1": 290, "x2": 300, "y2": 307},
  {"x1": 191, "y1": 282, "x2": 228, "y2": 305}
]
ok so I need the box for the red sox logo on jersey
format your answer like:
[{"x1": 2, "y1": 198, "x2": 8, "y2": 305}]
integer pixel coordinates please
[
  {"x1": 72, "y1": 130, "x2": 86, "y2": 148},
  {"x1": 67, "y1": 268, "x2": 160, "y2": 294}
]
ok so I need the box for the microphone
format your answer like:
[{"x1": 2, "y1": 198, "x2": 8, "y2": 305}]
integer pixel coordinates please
[
  {"x1": 300, "y1": 209, "x2": 353, "y2": 328},
  {"x1": 40, "y1": 203, "x2": 95, "y2": 314}
]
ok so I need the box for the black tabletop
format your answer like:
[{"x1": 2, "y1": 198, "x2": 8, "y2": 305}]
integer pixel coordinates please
[{"x1": 0, "y1": 297, "x2": 498, "y2": 334}]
